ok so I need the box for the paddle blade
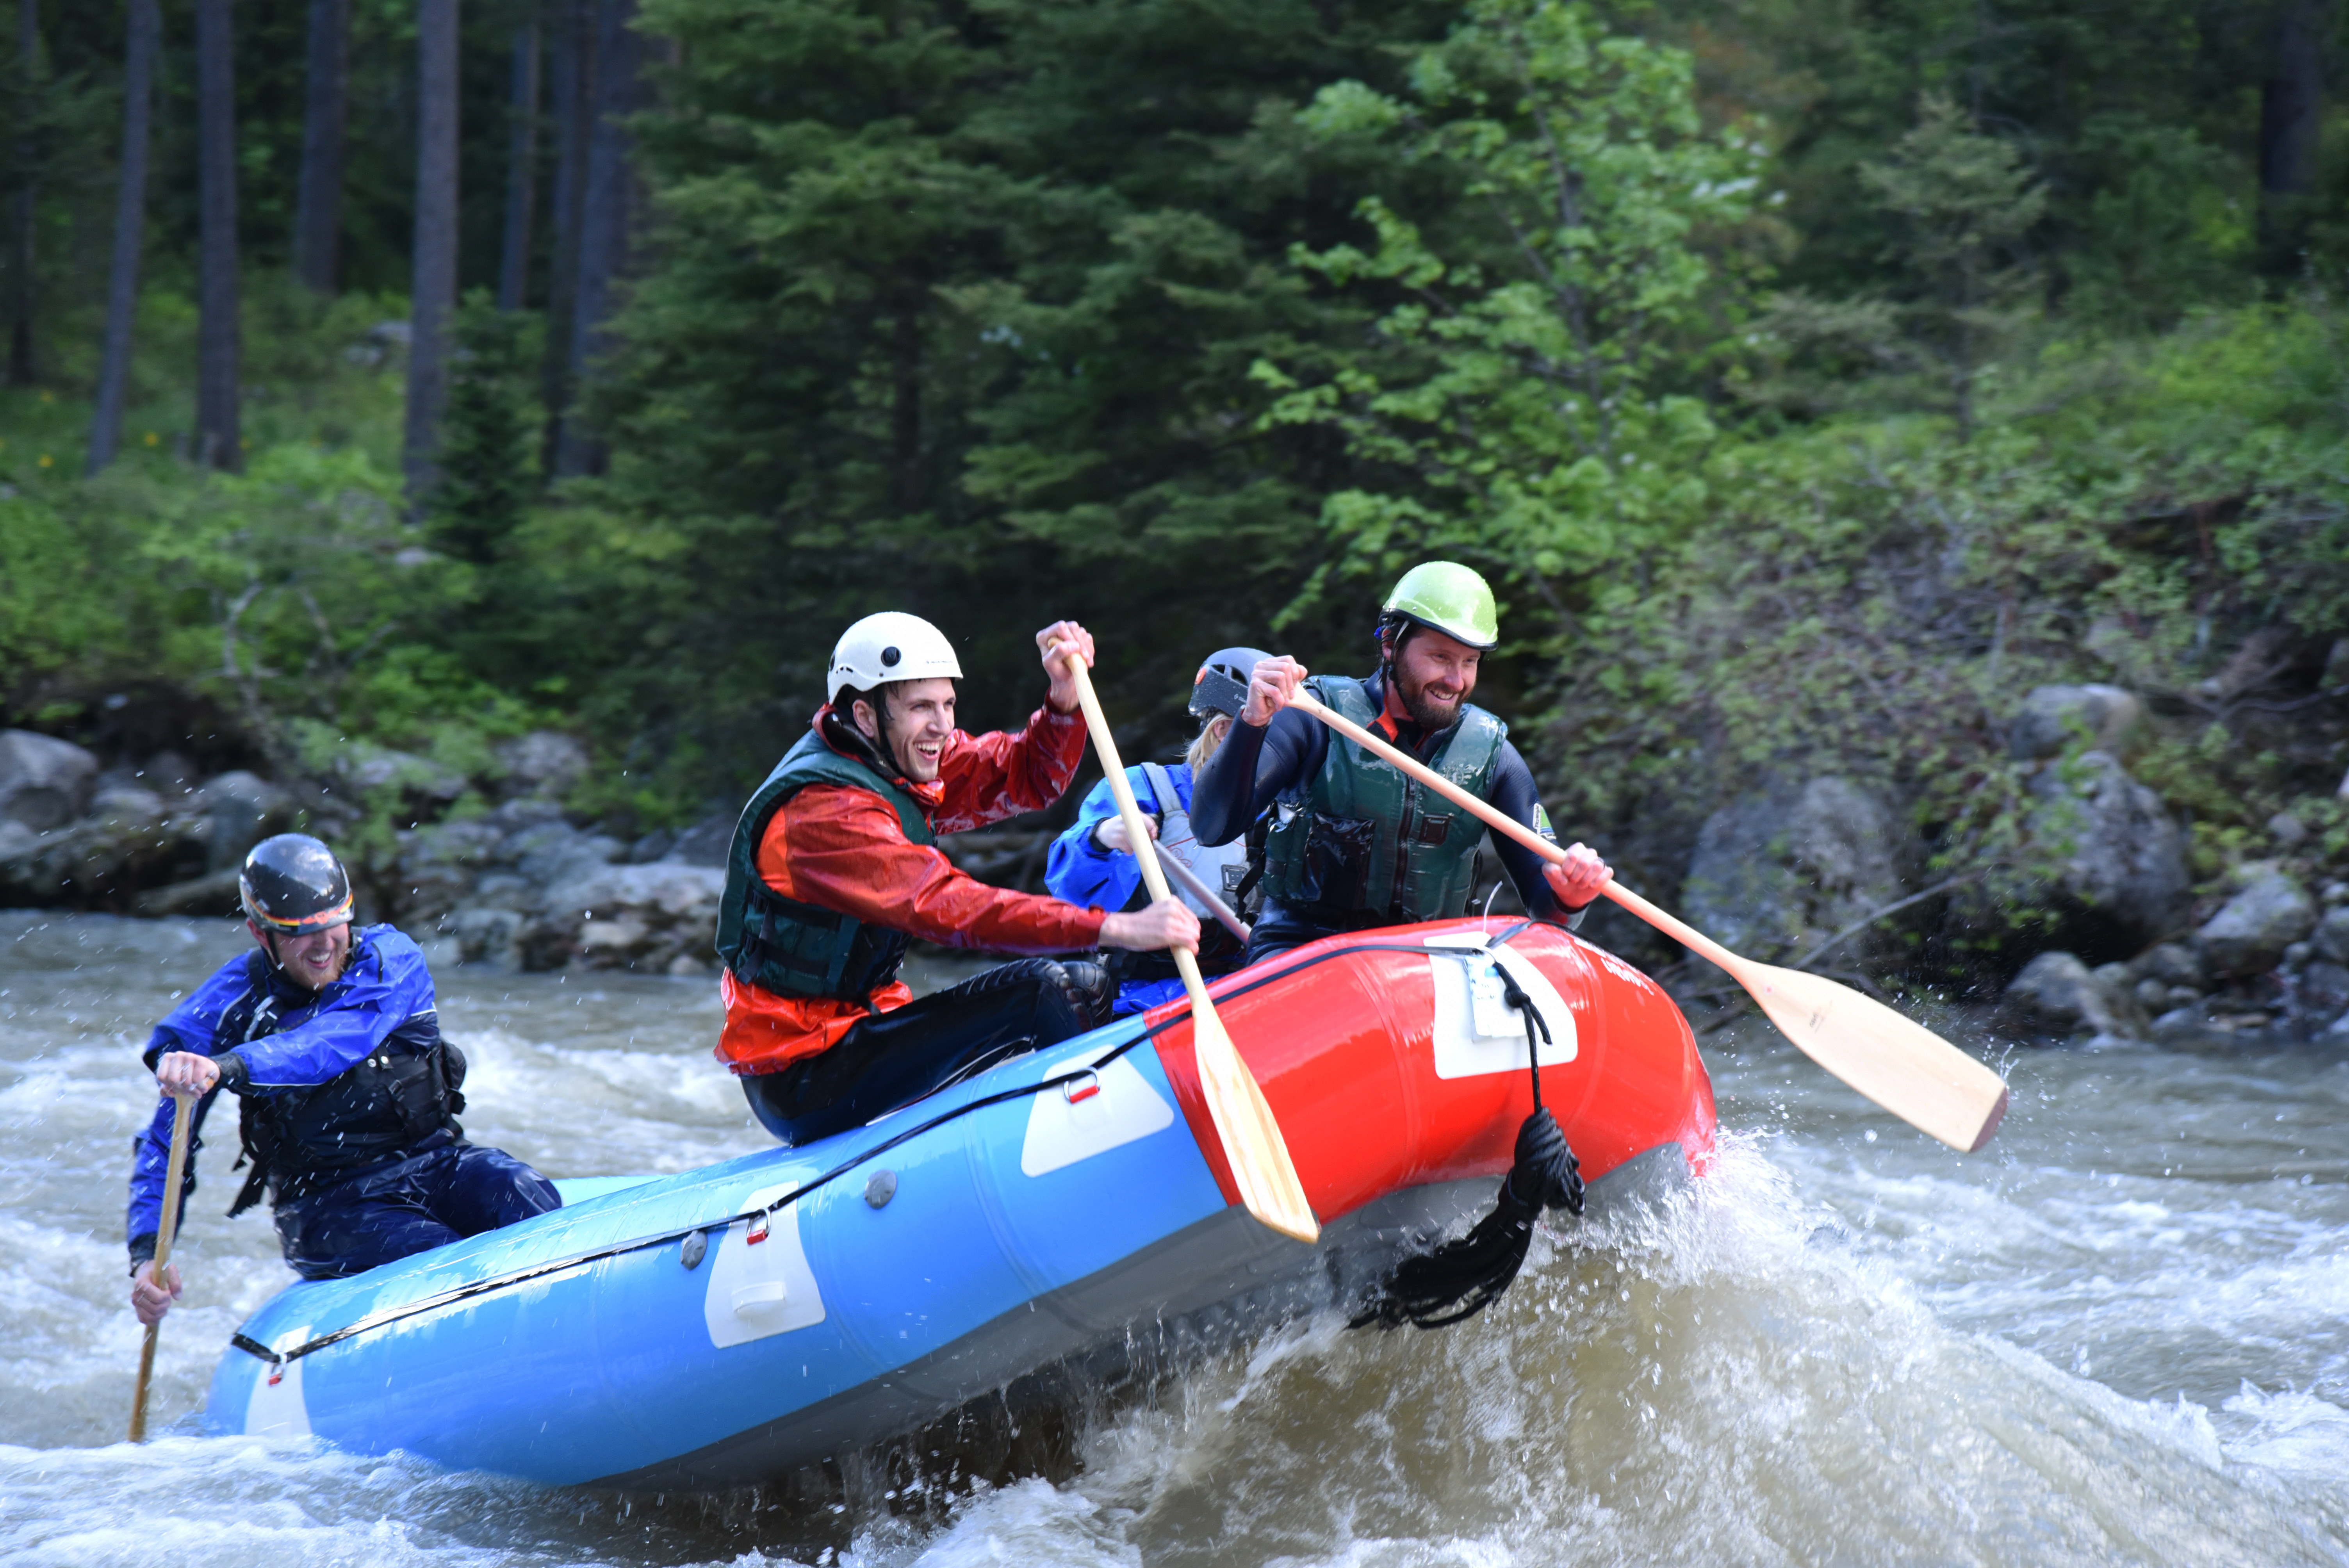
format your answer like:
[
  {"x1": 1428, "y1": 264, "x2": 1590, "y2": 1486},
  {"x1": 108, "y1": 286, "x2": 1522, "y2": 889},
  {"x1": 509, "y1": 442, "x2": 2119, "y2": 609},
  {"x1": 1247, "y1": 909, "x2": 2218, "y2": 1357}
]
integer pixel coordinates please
[
  {"x1": 1190, "y1": 1004, "x2": 1320, "y2": 1243},
  {"x1": 1736, "y1": 961, "x2": 2008, "y2": 1152}
]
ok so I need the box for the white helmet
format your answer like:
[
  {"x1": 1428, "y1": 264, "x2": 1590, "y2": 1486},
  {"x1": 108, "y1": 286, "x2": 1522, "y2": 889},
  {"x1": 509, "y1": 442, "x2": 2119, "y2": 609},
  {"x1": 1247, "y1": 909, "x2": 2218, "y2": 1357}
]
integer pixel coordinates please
[{"x1": 827, "y1": 611, "x2": 963, "y2": 705}]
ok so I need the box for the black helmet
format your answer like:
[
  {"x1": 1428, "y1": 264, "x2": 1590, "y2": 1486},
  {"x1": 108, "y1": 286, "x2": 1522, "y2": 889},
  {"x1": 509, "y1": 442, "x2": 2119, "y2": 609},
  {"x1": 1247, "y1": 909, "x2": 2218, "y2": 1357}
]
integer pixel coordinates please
[
  {"x1": 239, "y1": 834, "x2": 353, "y2": 934},
  {"x1": 1189, "y1": 647, "x2": 1273, "y2": 722}
]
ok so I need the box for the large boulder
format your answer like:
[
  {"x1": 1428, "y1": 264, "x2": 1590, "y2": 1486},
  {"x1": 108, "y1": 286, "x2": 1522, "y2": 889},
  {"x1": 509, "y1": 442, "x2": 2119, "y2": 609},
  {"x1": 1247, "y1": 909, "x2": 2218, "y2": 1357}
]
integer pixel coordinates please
[
  {"x1": 2196, "y1": 866, "x2": 2317, "y2": 976},
  {"x1": 0, "y1": 730, "x2": 98, "y2": 831},
  {"x1": 513, "y1": 861, "x2": 727, "y2": 973},
  {"x1": 0, "y1": 784, "x2": 205, "y2": 904},
  {"x1": 2312, "y1": 906, "x2": 2349, "y2": 966},
  {"x1": 2009, "y1": 685, "x2": 2144, "y2": 761},
  {"x1": 2018, "y1": 751, "x2": 2189, "y2": 953},
  {"x1": 1681, "y1": 776, "x2": 1914, "y2": 964},
  {"x1": 494, "y1": 731, "x2": 589, "y2": 800},
  {"x1": 2003, "y1": 950, "x2": 2143, "y2": 1040},
  {"x1": 188, "y1": 770, "x2": 296, "y2": 872}
]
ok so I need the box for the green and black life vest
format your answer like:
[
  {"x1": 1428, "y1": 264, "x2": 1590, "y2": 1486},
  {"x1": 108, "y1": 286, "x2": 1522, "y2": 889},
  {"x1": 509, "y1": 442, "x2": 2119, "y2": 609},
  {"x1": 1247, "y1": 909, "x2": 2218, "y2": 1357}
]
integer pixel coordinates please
[
  {"x1": 715, "y1": 724, "x2": 936, "y2": 1001},
  {"x1": 1258, "y1": 675, "x2": 1506, "y2": 928}
]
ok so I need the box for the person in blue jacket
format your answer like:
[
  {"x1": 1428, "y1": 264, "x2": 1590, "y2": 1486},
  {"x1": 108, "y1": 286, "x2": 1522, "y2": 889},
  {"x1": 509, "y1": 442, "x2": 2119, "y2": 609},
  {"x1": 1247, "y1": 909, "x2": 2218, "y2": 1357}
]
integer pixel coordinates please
[
  {"x1": 128, "y1": 834, "x2": 559, "y2": 1327},
  {"x1": 1046, "y1": 648, "x2": 1268, "y2": 1013}
]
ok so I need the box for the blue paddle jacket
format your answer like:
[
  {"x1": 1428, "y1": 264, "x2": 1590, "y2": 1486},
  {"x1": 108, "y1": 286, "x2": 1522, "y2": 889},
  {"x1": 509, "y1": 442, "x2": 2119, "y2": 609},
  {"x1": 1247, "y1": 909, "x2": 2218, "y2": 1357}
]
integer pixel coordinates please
[{"x1": 125, "y1": 925, "x2": 443, "y2": 1263}]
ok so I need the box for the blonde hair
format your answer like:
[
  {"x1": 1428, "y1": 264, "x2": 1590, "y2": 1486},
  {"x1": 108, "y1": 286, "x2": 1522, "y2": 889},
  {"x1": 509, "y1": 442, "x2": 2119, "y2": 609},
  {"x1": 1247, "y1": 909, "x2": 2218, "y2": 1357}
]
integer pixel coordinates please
[{"x1": 1185, "y1": 715, "x2": 1232, "y2": 772}]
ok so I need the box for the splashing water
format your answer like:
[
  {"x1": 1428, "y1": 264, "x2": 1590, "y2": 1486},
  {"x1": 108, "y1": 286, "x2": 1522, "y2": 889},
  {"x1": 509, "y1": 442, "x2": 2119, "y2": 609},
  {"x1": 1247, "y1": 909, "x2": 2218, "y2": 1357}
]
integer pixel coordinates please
[{"x1": 2, "y1": 912, "x2": 2344, "y2": 1565}]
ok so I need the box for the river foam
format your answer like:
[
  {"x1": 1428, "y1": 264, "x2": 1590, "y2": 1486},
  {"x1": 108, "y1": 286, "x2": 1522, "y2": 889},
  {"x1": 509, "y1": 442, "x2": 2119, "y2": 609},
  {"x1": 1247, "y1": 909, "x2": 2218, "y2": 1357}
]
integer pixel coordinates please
[{"x1": 3, "y1": 912, "x2": 2344, "y2": 1565}]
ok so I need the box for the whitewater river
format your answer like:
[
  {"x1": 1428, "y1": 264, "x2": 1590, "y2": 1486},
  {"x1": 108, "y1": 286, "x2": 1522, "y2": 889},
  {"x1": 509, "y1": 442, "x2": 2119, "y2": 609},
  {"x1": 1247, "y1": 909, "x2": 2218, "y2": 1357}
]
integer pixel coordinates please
[{"x1": 2, "y1": 911, "x2": 2344, "y2": 1565}]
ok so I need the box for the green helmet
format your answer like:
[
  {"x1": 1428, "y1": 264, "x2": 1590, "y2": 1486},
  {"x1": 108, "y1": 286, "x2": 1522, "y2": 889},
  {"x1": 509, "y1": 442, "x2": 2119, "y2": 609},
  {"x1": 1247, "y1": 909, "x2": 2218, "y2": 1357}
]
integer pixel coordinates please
[{"x1": 1382, "y1": 561, "x2": 1499, "y2": 650}]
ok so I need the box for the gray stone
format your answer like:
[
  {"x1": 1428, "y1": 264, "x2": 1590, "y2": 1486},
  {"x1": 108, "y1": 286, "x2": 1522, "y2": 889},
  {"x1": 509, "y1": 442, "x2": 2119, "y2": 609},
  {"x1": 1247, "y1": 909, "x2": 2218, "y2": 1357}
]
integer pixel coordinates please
[
  {"x1": 2150, "y1": 1004, "x2": 2207, "y2": 1040},
  {"x1": 2299, "y1": 960, "x2": 2349, "y2": 1010},
  {"x1": 2196, "y1": 866, "x2": 2317, "y2": 976},
  {"x1": 2166, "y1": 985, "x2": 2202, "y2": 1009},
  {"x1": 516, "y1": 860, "x2": 727, "y2": 972},
  {"x1": 189, "y1": 771, "x2": 296, "y2": 873},
  {"x1": 2132, "y1": 942, "x2": 2205, "y2": 988},
  {"x1": 2005, "y1": 951, "x2": 2140, "y2": 1039},
  {"x1": 134, "y1": 868, "x2": 244, "y2": 918},
  {"x1": 666, "y1": 811, "x2": 736, "y2": 868},
  {"x1": 2133, "y1": 976, "x2": 2171, "y2": 1009},
  {"x1": 494, "y1": 731, "x2": 589, "y2": 800},
  {"x1": 0, "y1": 730, "x2": 98, "y2": 831},
  {"x1": 446, "y1": 907, "x2": 526, "y2": 968},
  {"x1": 2010, "y1": 685, "x2": 2144, "y2": 761},
  {"x1": 2023, "y1": 752, "x2": 2190, "y2": 948},
  {"x1": 2284, "y1": 941, "x2": 2315, "y2": 969},
  {"x1": 1681, "y1": 776, "x2": 1914, "y2": 964},
  {"x1": 2314, "y1": 907, "x2": 2349, "y2": 966},
  {"x1": 336, "y1": 746, "x2": 467, "y2": 804},
  {"x1": 2267, "y1": 811, "x2": 2309, "y2": 847},
  {"x1": 2324, "y1": 882, "x2": 2349, "y2": 906}
]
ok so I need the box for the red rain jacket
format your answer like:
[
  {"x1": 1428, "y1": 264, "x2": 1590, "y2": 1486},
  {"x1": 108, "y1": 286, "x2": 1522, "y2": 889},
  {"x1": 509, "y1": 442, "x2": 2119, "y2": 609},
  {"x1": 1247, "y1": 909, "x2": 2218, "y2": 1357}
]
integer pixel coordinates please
[{"x1": 717, "y1": 703, "x2": 1107, "y2": 1074}]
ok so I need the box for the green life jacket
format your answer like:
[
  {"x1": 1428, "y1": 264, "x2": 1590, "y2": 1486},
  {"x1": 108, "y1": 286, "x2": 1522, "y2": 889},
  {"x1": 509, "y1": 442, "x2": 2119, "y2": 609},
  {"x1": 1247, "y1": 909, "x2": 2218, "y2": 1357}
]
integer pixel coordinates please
[
  {"x1": 715, "y1": 724, "x2": 936, "y2": 1001},
  {"x1": 1258, "y1": 675, "x2": 1506, "y2": 927}
]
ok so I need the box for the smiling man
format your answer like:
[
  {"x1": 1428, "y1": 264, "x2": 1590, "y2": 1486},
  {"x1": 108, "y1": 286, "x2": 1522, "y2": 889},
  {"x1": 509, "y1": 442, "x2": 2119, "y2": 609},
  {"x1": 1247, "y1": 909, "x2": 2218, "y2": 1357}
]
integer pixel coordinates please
[
  {"x1": 1188, "y1": 562, "x2": 1613, "y2": 962},
  {"x1": 127, "y1": 835, "x2": 560, "y2": 1326},
  {"x1": 714, "y1": 611, "x2": 1199, "y2": 1146}
]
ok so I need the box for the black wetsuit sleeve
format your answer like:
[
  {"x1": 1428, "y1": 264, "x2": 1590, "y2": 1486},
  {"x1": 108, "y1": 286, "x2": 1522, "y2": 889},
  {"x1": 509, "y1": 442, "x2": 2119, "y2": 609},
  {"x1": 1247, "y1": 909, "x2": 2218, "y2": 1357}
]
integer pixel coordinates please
[
  {"x1": 1189, "y1": 706, "x2": 1328, "y2": 846},
  {"x1": 1487, "y1": 740, "x2": 1583, "y2": 928}
]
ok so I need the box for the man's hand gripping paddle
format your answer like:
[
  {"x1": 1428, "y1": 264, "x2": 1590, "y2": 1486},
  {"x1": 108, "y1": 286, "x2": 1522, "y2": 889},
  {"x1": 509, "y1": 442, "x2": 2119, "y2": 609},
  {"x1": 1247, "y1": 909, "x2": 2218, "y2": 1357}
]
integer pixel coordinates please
[
  {"x1": 1056, "y1": 650, "x2": 1319, "y2": 1242},
  {"x1": 128, "y1": 1090, "x2": 195, "y2": 1441},
  {"x1": 1287, "y1": 688, "x2": 2009, "y2": 1153}
]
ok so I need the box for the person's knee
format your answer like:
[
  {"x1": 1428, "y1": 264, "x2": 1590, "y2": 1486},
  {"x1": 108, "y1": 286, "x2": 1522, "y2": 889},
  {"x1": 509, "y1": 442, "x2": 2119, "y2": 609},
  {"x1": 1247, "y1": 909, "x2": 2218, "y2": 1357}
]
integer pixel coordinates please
[{"x1": 447, "y1": 1146, "x2": 562, "y2": 1232}]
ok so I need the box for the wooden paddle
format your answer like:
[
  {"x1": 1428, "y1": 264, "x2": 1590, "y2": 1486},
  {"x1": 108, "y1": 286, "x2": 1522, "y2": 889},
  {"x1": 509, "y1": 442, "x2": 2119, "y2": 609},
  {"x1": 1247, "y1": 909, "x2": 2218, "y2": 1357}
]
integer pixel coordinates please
[
  {"x1": 128, "y1": 1090, "x2": 196, "y2": 1442},
  {"x1": 1157, "y1": 851, "x2": 1251, "y2": 944},
  {"x1": 1287, "y1": 687, "x2": 2009, "y2": 1153},
  {"x1": 1058, "y1": 653, "x2": 1319, "y2": 1242}
]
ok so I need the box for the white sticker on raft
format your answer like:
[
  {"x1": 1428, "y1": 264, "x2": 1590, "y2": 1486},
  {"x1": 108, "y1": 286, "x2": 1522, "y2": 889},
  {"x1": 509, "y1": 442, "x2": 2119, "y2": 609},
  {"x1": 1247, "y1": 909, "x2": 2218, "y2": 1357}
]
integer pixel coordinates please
[
  {"x1": 1424, "y1": 934, "x2": 1577, "y2": 1078},
  {"x1": 704, "y1": 1186, "x2": 826, "y2": 1349},
  {"x1": 241, "y1": 1324, "x2": 313, "y2": 1438},
  {"x1": 1020, "y1": 1055, "x2": 1175, "y2": 1177}
]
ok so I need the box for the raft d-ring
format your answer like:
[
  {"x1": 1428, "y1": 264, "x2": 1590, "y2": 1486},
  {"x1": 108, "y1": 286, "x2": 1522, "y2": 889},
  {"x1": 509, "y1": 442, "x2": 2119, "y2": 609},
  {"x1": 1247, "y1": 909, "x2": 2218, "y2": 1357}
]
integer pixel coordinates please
[
  {"x1": 1062, "y1": 1071, "x2": 1100, "y2": 1105},
  {"x1": 267, "y1": 1363, "x2": 285, "y2": 1386},
  {"x1": 745, "y1": 1214, "x2": 770, "y2": 1245}
]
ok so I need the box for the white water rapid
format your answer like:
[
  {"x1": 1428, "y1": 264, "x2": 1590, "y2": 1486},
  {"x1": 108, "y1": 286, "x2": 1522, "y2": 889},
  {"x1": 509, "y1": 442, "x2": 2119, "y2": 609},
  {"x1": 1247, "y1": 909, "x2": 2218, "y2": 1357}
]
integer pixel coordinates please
[{"x1": 3, "y1": 911, "x2": 2344, "y2": 1565}]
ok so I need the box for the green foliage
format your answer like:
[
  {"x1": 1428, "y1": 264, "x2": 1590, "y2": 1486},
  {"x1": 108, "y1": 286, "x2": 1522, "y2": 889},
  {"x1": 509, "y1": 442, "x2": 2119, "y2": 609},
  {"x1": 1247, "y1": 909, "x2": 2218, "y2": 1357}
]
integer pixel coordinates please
[
  {"x1": 1256, "y1": 0, "x2": 1766, "y2": 640},
  {"x1": 429, "y1": 293, "x2": 540, "y2": 565}
]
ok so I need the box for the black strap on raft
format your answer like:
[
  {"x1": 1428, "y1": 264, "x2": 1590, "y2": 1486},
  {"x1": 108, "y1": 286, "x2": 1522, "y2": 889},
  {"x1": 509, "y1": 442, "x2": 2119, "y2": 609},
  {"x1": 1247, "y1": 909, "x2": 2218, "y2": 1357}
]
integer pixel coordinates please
[
  {"x1": 229, "y1": 930, "x2": 1486, "y2": 1371},
  {"x1": 1352, "y1": 960, "x2": 1584, "y2": 1330}
]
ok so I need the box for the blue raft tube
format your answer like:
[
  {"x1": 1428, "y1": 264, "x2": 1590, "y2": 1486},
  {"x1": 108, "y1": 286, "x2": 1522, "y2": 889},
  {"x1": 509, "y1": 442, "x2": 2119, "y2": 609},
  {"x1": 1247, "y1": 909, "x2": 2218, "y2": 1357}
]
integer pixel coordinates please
[{"x1": 204, "y1": 918, "x2": 1716, "y2": 1488}]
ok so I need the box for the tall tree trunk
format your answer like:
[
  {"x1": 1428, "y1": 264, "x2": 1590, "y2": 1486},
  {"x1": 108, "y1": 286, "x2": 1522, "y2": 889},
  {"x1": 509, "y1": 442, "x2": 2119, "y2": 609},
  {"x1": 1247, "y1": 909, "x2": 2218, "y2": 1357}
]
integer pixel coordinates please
[
  {"x1": 552, "y1": 0, "x2": 637, "y2": 479},
  {"x1": 8, "y1": 0, "x2": 37, "y2": 386},
  {"x1": 539, "y1": 0, "x2": 589, "y2": 467},
  {"x1": 497, "y1": 18, "x2": 539, "y2": 310},
  {"x1": 403, "y1": 0, "x2": 462, "y2": 505},
  {"x1": 2259, "y1": 0, "x2": 2328, "y2": 235},
  {"x1": 86, "y1": 0, "x2": 159, "y2": 476},
  {"x1": 194, "y1": 0, "x2": 241, "y2": 472},
  {"x1": 292, "y1": 0, "x2": 350, "y2": 293}
]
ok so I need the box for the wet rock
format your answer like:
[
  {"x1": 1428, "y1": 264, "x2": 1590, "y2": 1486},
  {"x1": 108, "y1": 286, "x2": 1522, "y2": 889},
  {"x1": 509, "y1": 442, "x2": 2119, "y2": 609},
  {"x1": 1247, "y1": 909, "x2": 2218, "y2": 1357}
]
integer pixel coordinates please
[
  {"x1": 1681, "y1": 776, "x2": 1914, "y2": 964},
  {"x1": 2131, "y1": 942, "x2": 2205, "y2": 989},
  {"x1": 446, "y1": 907, "x2": 526, "y2": 968},
  {"x1": 2284, "y1": 941, "x2": 2315, "y2": 969},
  {"x1": 2267, "y1": 811, "x2": 2310, "y2": 847},
  {"x1": 323, "y1": 745, "x2": 468, "y2": 817},
  {"x1": 0, "y1": 783, "x2": 205, "y2": 904},
  {"x1": 2298, "y1": 960, "x2": 2349, "y2": 1012},
  {"x1": 2019, "y1": 752, "x2": 2189, "y2": 951},
  {"x1": 515, "y1": 861, "x2": 727, "y2": 973},
  {"x1": 2313, "y1": 907, "x2": 2349, "y2": 966},
  {"x1": 2004, "y1": 950, "x2": 2142, "y2": 1039},
  {"x1": 2196, "y1": 866, "x2": 2317, "y2": 976},
  {"x1": 0, "y1": 731, "x2": 98, "y2": 831},
  {"x1": 494, "y1": 731, "x2": 588, "y2": 800},
  {"x1": 2132, "y1": 976, "x2": 2171, "y2": 1009},
  {"x1": 134, "y1": 868, "x2": 244, "y2": 918},
  {"x1": 188, "y1": 771, "x2": 296, "y2": 873},
  {"x1": 2009, "y1": 685, "x2": 2143, "y2": 762},
  {"x1": 665, "y1": 811, "x2": 736, "y2": 868}
]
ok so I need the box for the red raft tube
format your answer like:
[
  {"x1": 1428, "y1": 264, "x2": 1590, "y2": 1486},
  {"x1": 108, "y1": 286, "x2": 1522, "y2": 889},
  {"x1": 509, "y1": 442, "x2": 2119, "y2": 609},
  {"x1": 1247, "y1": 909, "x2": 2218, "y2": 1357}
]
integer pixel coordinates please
[{"x1": 1163, "y1": 915, "x2": 1717, "y2": 1237}]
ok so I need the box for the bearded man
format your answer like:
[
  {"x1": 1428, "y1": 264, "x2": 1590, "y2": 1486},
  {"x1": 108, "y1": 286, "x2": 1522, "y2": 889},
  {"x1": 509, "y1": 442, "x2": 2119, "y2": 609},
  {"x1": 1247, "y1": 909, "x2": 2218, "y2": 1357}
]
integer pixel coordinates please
[{"x1": 1188, "y1": 562, "x2": 1612, "y2": 962}]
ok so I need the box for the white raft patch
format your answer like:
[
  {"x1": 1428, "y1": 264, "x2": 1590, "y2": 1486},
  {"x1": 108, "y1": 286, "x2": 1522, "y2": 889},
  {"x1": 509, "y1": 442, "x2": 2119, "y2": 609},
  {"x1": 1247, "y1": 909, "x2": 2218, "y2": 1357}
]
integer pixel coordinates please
[
  {"x1": 1424, "y1": 933, "x2": 1577, "y2": 1078},
  {"x1": 242, "y1": 1324, "x2": 314, "y2": 1438},
  {"x1": 1020, "y1": 1054, "x2": 1174, "y2": 1177},
  {"x1": 704, "y1": 1185, "x2": 825, "y2": 1348}
]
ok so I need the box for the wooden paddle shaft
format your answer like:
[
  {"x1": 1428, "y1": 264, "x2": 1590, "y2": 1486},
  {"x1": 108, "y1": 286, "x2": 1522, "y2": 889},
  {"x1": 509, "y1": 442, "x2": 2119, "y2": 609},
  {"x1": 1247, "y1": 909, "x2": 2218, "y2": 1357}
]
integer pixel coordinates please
[
  {"x1": 1157, "y1": 851, "x2": 1251, "y2": 943},
  {"x1": 128, "y1": 1091, "x2": 195, "y2": 1443},
  {"x1": 1283, "y1": 688, "x2": 1696, "y2": 944}
]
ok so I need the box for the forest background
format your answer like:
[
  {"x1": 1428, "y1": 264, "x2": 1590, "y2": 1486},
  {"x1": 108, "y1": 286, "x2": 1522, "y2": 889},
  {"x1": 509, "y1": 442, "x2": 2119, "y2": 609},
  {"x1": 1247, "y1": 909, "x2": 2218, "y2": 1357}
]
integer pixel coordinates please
[{"x1": 1, "y1": 0, "x2": 2346, "y2": 991}]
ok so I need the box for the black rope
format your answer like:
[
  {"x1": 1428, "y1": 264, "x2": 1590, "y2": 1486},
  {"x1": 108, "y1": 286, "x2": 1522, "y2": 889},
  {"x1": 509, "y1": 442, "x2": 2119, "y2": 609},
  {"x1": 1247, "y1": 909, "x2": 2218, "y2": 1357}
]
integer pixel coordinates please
[
  {"x1": 233, "y1": 926, "x2": 1542, "y2": 1368},
  {"x1": 1351, "y1": 951, "x2": 1583, "y2": 1331}
]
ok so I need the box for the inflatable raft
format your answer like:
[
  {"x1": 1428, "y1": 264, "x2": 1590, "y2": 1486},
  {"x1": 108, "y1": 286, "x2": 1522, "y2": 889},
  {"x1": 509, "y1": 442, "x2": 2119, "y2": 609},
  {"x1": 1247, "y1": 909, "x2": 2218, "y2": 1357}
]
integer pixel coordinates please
[{"x1": 202, "y1": 917, "x2": 1715, "y2": 1488}]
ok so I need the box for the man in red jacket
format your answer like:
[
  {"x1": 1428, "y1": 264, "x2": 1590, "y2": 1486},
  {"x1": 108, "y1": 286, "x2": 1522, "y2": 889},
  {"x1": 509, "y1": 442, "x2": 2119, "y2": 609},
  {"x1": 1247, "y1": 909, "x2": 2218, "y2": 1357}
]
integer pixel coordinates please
[{"x1": 714, "y1": 612, "x2": 1199, "y2": 1145}]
